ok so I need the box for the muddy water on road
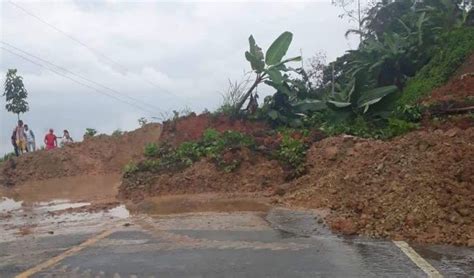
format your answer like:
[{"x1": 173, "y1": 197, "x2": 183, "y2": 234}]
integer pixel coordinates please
[
  {"x1": 128, "y1": 194, "x2": 271, "y2": 215},
  {"x1": 0, "y1": 174, "x2": 120, "y2": 204}
]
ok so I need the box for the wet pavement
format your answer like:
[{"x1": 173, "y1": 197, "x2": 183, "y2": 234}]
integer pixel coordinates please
[{"x1": 0, "y1": 197, "x2": 473, "y2": 277}]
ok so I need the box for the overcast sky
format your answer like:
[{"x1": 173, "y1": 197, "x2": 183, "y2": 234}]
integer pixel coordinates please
[{"x1": 0, "y1": 0, "x2": 359, "y2": 155}]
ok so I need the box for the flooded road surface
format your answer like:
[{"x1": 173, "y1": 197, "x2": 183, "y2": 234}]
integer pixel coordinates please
[{"x1": 1, "y1": 194, "x2": 473, "y2": 277}]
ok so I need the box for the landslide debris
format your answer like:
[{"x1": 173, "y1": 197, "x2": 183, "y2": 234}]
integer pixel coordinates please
[
  {"x1": 283, "y1": 127, "x2": 473, "y2": 246},
  {"x1": 0, "y1": 124, "x2": 161, "y2": 186}
]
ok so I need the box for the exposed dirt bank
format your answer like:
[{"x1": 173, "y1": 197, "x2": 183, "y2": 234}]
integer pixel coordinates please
[
  {"x1": 0, "y1": 124, "x2": 161, "y2": 186},
  {"x1": 160, "y1": 113, "x2": 269, "y2": 145}
]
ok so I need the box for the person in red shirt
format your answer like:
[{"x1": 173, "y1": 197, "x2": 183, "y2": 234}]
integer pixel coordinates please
[{"x1": 44, "y1": 129, "x2": 58, "y2": 150}]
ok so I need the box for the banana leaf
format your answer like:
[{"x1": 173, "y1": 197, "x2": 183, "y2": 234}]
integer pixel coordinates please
[{"x1": 265, "y1": 31, "x2": 293, "y2": 65}]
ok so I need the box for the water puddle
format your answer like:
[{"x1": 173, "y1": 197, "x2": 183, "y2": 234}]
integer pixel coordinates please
[
  {"x1": 0, "y1": 197, "x2": 130, "y2": 242},
  {"x1": 36, "y1": 199, "x2": 91, "y2": 212},
  {"x1": 108, "y1": 205, "x2": 130, "y2": 219},
  {"x1": 0, "y1": 197, "x2": 23, "y2": 213},
  {"x1": 130, "y1": 195, "x2": 270, "y2": 215}
]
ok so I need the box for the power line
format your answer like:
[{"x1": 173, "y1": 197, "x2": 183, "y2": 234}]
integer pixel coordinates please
[
  {"x1": 7, "y1": 0, "x2": 191, "y2": 105},
  {"x1": 7, "y1": 0, "x2": 125, "y2": 72},
  {"x1": 0, "y1": 40, "x2": 165, "y2": 113},
  {"x1": 1, "y1": 47, "x2": 163, "y2": 118}
]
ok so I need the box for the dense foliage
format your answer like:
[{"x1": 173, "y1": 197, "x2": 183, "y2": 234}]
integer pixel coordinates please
[
  {"x1": 399, "y1": 27, "x2": 474, "y2": 106},
  {"x1": 237, "y1": 0, "x2": 473, "y2": 138}
]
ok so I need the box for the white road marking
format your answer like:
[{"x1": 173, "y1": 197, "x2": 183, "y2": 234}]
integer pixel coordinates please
[{"x1": 393, "y1": 241, "x2": 443, "y2": 278}]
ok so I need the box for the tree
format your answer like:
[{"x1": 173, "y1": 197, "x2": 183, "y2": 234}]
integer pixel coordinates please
[
  {"x1": 138, "y1": 117, "x2": 148, "y2": 127},
  {"x1": 235, "y1": 31, "x2": 302, "y2": 112},
  {"x1": 3, "y1": 69, "x2": 29, "y2": 120},
  {"x1": 332, "y1": 0, "x2": 378, "y2": 42}
]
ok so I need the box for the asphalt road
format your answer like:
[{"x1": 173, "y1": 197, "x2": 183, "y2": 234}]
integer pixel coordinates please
[{"x1": 1, "y1": 205, "x2": 473, "y2": 277}]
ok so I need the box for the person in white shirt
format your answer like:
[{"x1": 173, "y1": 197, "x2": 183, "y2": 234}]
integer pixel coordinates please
[
  {"x1": 24, "y1": 124, "x2": 36, "y2": 152},
  {"x1": 60, "y1": 129, "x2": 74, "y2": 147}
]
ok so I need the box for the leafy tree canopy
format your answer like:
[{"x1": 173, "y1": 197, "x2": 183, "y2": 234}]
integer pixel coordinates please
[{"x1": 3, "y1": 69, "x2": 29, "y2": 119}]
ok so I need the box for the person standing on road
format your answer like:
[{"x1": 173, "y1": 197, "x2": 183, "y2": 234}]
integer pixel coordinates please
[
  {"x1": 11, "y1": 129, "x2": 19, "y2": 157},
  {"x1": 24, "y1": 124, "x2": 36, "y2": 152},
  {"x1": 60, "y1": 129, "x2": 74, "y2": 147},
  {"x1": 15, "y1": 120, "x2": 28, "y2": 154},
  {"x1": 44, "y1": 129, "x2": 58, "y2": 150}
]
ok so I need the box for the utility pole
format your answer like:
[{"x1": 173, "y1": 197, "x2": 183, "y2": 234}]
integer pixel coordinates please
[
  {"x1": 300, "y1": 48, "x2": 304, "y2": 69},
  {"x1": 357, "y1": 0, "x2": 362, "y2": 43},
  {"x1": 331, "y1": 63, "x2": 335, "y2": 96}
]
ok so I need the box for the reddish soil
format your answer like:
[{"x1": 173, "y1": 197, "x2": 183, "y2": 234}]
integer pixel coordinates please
[
  {"x1": 422, "y1": 53, "x2": 474, "y2": 108},
  {"x1": 160, "y1": 113, "x2": 269, "y2": 145},
  {"x1": 282, "y1": 128, "x2": 473, "y2": 246},
  {"x1": 0, "y1": 124, "x2": 161, "y2": 186},
  {"x1": 452, "y1": 53, "x2": 474, "y2": 80},
  {"x1": 422, "y1": 74, "x2": 474, "y2": 107}
]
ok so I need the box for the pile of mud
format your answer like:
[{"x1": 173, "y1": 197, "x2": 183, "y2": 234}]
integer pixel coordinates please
[
  {"x1": 283, "y1": 126, "x2": 473, "y2": 246},
  {"x1": 120, "y1": 148, "x2": 285, "y2": 201},
  {"x1": 0, "y1": 124, "x2": 161, "y2": 186}
]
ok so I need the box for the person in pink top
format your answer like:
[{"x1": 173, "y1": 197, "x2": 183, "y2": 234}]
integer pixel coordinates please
[{"x1": 44, "y1": 129, "x2": 58, "y2": 150}]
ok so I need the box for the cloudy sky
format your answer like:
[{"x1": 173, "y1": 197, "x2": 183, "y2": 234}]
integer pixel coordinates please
[{"x1": 0, "y1": 0, "x2": 359, "y2": 155}]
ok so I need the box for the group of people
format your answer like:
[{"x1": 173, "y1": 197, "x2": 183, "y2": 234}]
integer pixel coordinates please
[{"x1": 11, "y1": 120, "x2": 74, "y2": 156}]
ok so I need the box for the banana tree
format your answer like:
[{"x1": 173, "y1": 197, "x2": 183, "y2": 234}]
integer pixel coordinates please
[
  {"x1": 235, "y1": 31, "x2": 302, "y2": 112},
  {"x1": 328, "y1": 81, "x2": 399, "y2": 114}
]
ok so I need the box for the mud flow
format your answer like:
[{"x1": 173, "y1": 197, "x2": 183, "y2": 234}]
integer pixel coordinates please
[
  {"x1": 0, "y1": 194, "x2": 129, "y2": 243},
  {"x1": 128, "y1": 194, "x2": 271, "y2": 215},
  {"x1": 0, "y1": 174, "x2": 129, "y2": 241}
]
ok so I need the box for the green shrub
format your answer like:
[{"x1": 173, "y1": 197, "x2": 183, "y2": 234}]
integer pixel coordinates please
[
  {"x1": 385, "y1": 118, "x2": 419, "y2": 137},
  {"x1": 133, "y1": 129, "x2": 255, "y2": 175},
  {"x1": 84, "y1": 128, "x2": 97, "y2": 138},
  {"x1": 144, "y1": 143, "x2": 159, "y2": 158},
  {"x1": 399, "y1": 27, "x2": 474, "y2": 106},
  {"x1": 112, "y1": 129, "x2": 123, "y2": 137},
  {"x1": 123, "y1": 162, "x2": 139, "y2": 175},
  {"x1": 0, "y1": 152, "x2": 15, "y2": 164},
  {"x1": 277, "y1": 133, "x2": 307, "y2": 176},
  {"x1": 175, "y1": 142, "x2": 201, "y2": 165}
]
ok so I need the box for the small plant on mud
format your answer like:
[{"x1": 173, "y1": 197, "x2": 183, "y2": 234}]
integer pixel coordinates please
[
  {"x1": 123, "y1": 162, "x2": 139, "y2": 175},
  {"x1": 130, "y1": 129, "x2": 255, "y2": 176},
  {"x1": 144, "y1": 143, "x2": 159, "y2": 158},
  {"x1": 385, "y1": 118, "x2": 419, "y2": 137},
  {"x1": 84, "y1": 128, "x2": 97, "y2": 138},
  {"x1": 112, "y1": 129, "x2": 123, "y2": 137},
  {"x1": 0, "y1": 152, "x2": 15, "y2": 164},
  {"x1": 138, "y1": 117, "x2": 148, "y2": 127},
  {"x1": 277, "y1": 132, "x2": 307, "y2": 177}
]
